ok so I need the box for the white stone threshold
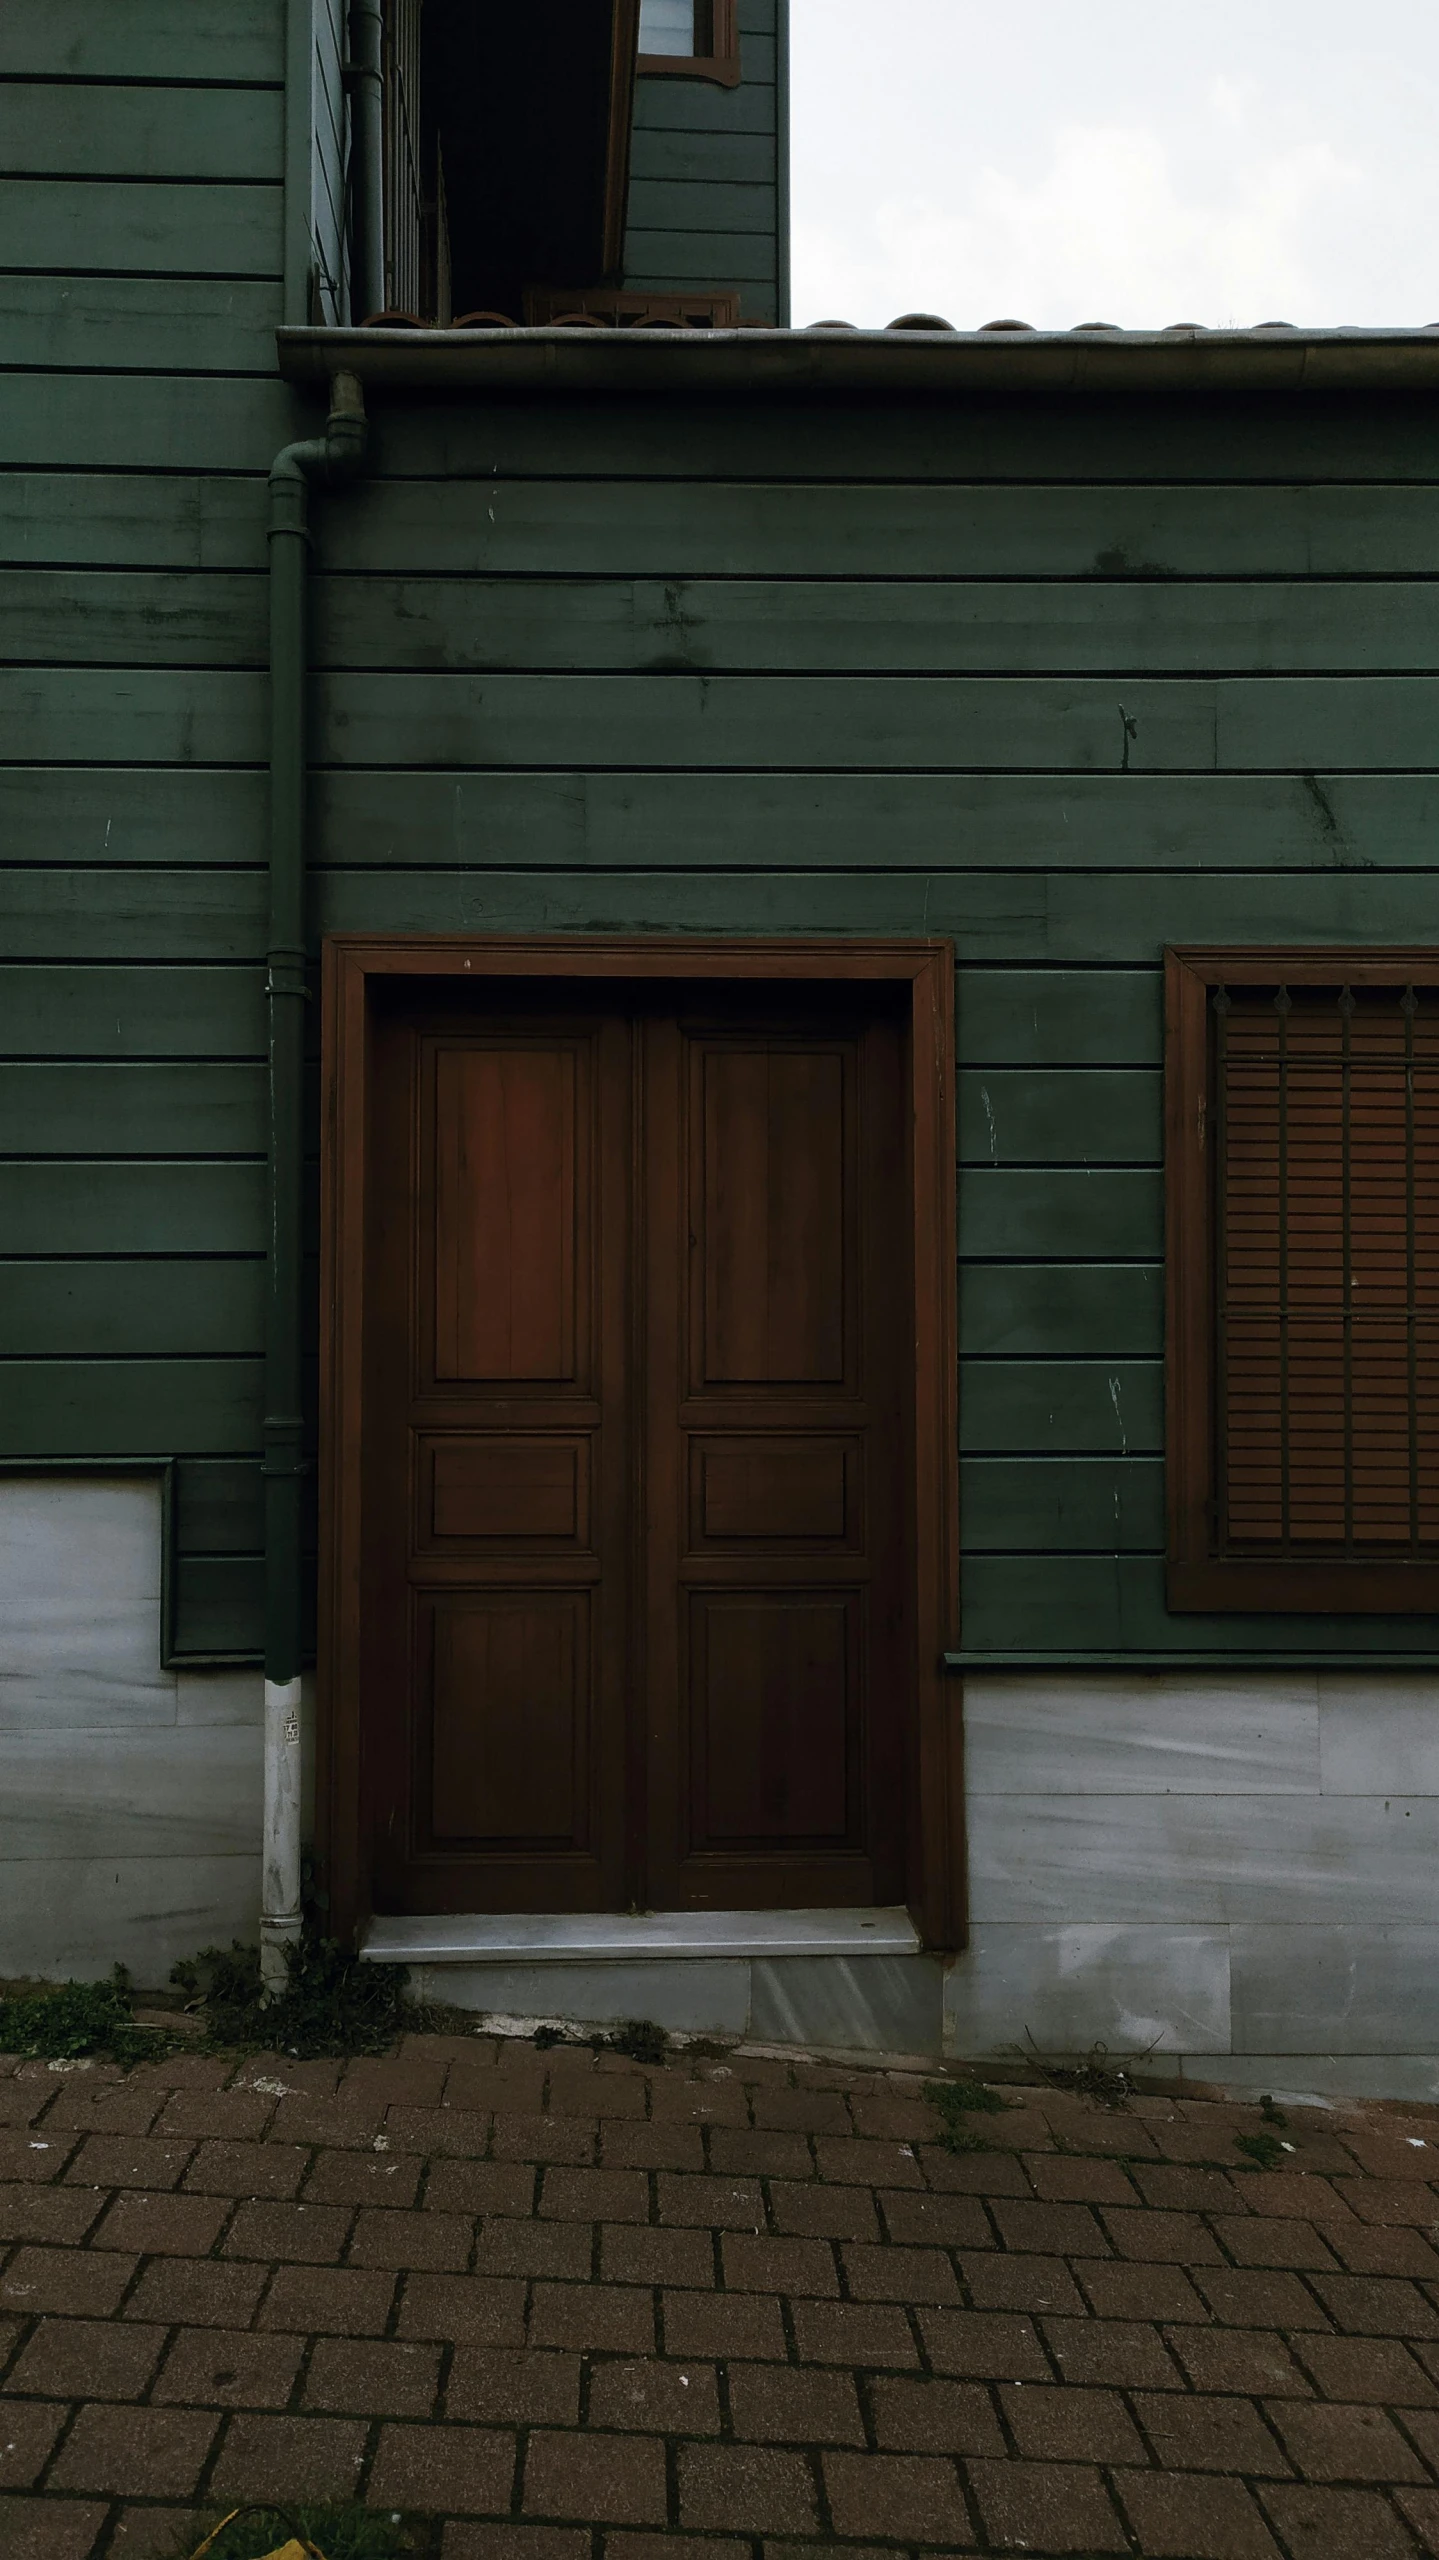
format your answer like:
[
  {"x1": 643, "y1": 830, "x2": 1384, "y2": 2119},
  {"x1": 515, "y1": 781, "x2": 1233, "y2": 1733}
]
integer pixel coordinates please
[{"x1": 361, "y1": 1907, "x2": 921, "y2": 1965}]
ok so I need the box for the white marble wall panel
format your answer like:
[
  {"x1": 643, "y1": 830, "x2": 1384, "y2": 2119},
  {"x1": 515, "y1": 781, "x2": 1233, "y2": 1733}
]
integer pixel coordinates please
[
  {"x1": 750, "y1": 1955, "x2": 943, "y2": 2055},
  {"x1": 964, "y1": 1674, "x2": 1320, "y2": 1794},
  {"x1": 0, "y1": 1856, "x2": 260, "y2": 1983},
  {"x1": 0, "y1": 1725, "x2": 263, "y2": 1862},
  {"x1": 968, "y1": 1793, "x2": 1439, "y2": 1927},
  {"x1": 1318, "y1": 1674, "x2": 1439, "y2": 1796},
  {"x1": 1231, "y1": 1925, "x2": 1439, "y2": 2054},
  {"x1": 418, "y1": 1961, "x2": 752, "y2": 2035},
  {"x1": 0, "y1": 1476, "x2": 173, "y2": 1727},
  {"x1": 175, "y1": 1667, "x2": 263, "y2": 1727},
  {"x1": 945, "y1": 1926, "x2": 1230, "y2": 2060}
]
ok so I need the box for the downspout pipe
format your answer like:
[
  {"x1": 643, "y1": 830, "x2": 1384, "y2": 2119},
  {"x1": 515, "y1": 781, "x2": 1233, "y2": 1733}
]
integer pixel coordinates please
[
  {"x1": 349, "y1": 0, "x2": 386, "y2": 322},
  {"x1": 261, "y1": 369, "x2": 368, "y2": 1989}
]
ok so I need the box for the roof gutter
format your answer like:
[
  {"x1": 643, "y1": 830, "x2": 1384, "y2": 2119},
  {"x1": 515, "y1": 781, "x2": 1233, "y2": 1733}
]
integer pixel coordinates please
[{"x1": 277, "y1": 322, "x2": 1439, "y2": 397}]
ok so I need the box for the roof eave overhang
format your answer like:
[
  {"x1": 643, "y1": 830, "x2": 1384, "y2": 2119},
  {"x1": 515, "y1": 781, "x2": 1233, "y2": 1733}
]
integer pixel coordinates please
[{"x1": 277, "y1": 323, "x2": 1439, "y2": 396}]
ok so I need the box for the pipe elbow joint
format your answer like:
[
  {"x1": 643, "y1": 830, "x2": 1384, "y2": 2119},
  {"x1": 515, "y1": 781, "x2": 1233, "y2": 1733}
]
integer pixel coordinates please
[{"x1": 324, "y1": 370, "x2": 369, "y2": 480}]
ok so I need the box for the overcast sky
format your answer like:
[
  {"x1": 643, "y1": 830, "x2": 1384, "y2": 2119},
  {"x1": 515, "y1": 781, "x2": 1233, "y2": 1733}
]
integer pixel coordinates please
[{"x1": 790, "y1": 1, "x2": 1439, "y2": 332}]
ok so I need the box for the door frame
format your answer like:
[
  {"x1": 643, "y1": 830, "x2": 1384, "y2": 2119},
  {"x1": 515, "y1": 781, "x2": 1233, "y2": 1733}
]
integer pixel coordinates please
[{"x1": 318, "y1": 934, "x2": 963, "y2": 1949}]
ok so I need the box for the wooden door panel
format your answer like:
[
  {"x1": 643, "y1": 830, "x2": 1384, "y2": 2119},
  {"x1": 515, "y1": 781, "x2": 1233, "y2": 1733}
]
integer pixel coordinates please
[
  {"x1": 694, "y1": 1436, "x2": 859, "y2": 1545},
  {"x1": 698, "y1": 1045, "x2": 849, "y2": 1387},
  {"x1": 689, "y1": 1591, "x2": 859, "y2": 1846},
  {"x1": 423, "y1": 1435, "x2": 589, "y2": 1545},
  {"x1": 433, "y1": 1044, "x2": 580, "y2": 1384},
  {"x1": 427, "y1": 1592, "x2": 588, "y2": 1845}
]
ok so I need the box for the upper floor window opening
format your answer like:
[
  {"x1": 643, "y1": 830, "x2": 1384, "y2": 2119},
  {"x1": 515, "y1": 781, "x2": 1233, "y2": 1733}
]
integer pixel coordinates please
[{"x1": 638, "y1": 0, "x2": 741, "y2": 86}]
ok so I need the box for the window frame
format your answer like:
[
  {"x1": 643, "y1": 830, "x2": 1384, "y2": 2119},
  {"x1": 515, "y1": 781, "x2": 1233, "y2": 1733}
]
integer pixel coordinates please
[
  {"x1": 637, "y1": 0, "x2": 741, "y2": 87},
  {"x1": 1166, "y1": 944, "x2": 1439, "y2": 1614}
]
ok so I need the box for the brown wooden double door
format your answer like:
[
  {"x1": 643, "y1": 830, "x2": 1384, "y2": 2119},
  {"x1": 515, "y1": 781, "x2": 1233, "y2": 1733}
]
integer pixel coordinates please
[{"x1": 363, "y1": 980, "x2": 911, "y2": 1915}]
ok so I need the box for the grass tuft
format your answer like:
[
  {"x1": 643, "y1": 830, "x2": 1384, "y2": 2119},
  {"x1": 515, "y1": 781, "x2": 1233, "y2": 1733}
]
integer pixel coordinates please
[
  {"x1": 924, "y1": 2073, "x2": 1008, "y2": 2152},
  {"x1": 0, "y1": 1966, "x2": 156, "y2": 2065},
  {"x1": 1234, "y1": 2129, "x2": 1287, "y2": 2171},
  {"x1": 169, "y1": 2502, "x2": 420, "y2": 2560}
]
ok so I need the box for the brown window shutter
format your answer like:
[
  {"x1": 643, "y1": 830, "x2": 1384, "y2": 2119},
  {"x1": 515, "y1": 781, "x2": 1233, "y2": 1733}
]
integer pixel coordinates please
[{"x1": 1167, "y1": 948, "x2": 1439, "y2": 1613}]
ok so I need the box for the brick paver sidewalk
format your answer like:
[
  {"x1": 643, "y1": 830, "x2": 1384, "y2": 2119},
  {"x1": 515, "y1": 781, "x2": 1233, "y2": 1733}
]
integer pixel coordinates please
[{"x1": 3, "y1": 2034, "x2": 1439, "y2": 2560}]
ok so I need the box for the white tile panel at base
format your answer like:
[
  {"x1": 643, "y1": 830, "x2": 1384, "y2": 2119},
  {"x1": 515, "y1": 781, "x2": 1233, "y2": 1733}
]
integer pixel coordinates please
[
  {"x1": 411, "y1": 1961, "x2": 752, "y2": 2036},
  {"x1": 0, "y1": 1478, "x2": 265, "y2": 1982},
  {"x1": 943, "y1": 1926, "x2": 1230, "y2": 2060}
]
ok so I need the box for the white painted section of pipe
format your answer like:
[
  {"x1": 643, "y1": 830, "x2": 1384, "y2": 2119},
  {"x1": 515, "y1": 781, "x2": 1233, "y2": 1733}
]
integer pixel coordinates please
[{"x1": 260, "y1": 1672, "x2": 304, "y2": 1986}]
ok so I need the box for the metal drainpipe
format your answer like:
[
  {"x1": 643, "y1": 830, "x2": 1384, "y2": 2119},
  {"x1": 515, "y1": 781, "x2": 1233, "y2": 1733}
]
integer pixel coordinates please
[
  {"x1": 261, "y1": 370, "x2": 368, "y2": 1990},
  {"x1": 349, "y1": 0, "x2": 386, "y2": 321}
]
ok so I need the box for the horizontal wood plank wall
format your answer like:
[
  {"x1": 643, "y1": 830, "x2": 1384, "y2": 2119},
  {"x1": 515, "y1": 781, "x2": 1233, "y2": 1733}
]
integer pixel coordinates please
[
  {"x1": 306, "y1": 388, "x2": 1439, "y2": 1664},
  {"x1": 0, "y1": 0, "x2": 290, "y2": 1656},
  {"x1": 626, "y1": 0, "x2": 782, "y2": 324}
]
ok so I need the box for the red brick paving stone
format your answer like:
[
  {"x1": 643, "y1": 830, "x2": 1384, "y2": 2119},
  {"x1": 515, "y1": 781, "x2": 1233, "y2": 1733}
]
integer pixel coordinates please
[
  {"x1": 0, "y1": 2131, "x2": 76, "y2": 2182},
  {"x1": 443, "y1": 2533, "x2": 589, "y2": 2560},
  {"x1": 0, "y1": 2185, "x2": 106, "y2": 2247},
  {"x1": 1189, "y1": 2267, "x2": 1334, "y2": 2327},
  {"x1": 154, "y1": 2087, "x2": 277, "y2": 2140},
  {"x1": 383, "y1": 2106, "x2": 496, "y2": 2158},
  {"x1": 1, "y1": 2245, "x2": 136, "y2": 2316},
  {"x1": 472, "y1": 2218, "x2": 589, "y2": 2281},
  {"x1": 1328, "y1": 2226, "x2": 1439, "y2": 2280},
  {"x1": 1309, "y1": 2274, "x2": 1439, "y2": 2337},
  {"x1": 848, "y1": 2095, "x2": 941, "y2": 2144},
  {"x1": 608, "y1": 2542, "x2": 747, "y2": 2560},
  {"x1": 1119, "y1": 2474, "x2": 1283, "y2": 2560},
  {"x1": 764, "y1": 2182, "x2": 878, "y2": 2243},
  {"x1": 538, "y1": 2165, "x2": 647, "y2": 2223},
  {"x1": 491, "y1": 2113, "x2": 596, "y2": 2166},
  {"x1": 424, "y1": 2160, "x2": 536, "y2": 2216},
  {"x1": 991, "y1": 2197, "x2": 1111, "y2": 2256},
  {"x1": 1268, "y1": 2399, "x2": 1427, "y2": 2482},
  {"x1": 1211, "y1": 2215, "x2": 1341, "y2": 2271},
  {"x1": 126, "y1": 2256, "x2": 268, "y2": 2329},
  {"x1": 751, "y1": 2088, "x2": 851, "y2": 2135},
  {"x1": 49, "y1": 2405, "x2": 218, "y2": 2498},
  {"x1": 268, "y1": 2096, "x2": 386, "y2": 2149},
  {"x1": 869, "y1": 2375, "x2": 1006, "y2": 2456},
  {"x1": 1077, "y1": 2261, "x2": 1215, "y2": 2323},
  {"x1": 872, "y1": 2187, "x2": 986, "y2": 2246},
  {"x1": 41, "y1": 2089, "x2": 163, "y2": 2138},
  {"x1": 841, "y1": 2240, "x2": 962, "y2": 2303},
  {"x1": 91, "y1": 2190, "x2": 230, "y2": 2257},
  {"x1": 152, "y1": 2324, "x2": 305, "y2": 2408},
  {"x1": 303, "y1": 2334, "x2": 443, "y2": 2416},
  {"x1": 661, "y1": 2289, "x2": 787, "y2": 2361},
  {"x1": 208, "y1": 2412, "x2": 369, "y2": 2502},
  {"x1": 1296, "y1": 2336, "x2": 1439, "y2": 2403},
  {"x1": 919, "y1": 2307, "x2": 1051, "y2": 2380},
  {"x1": 588, "y1": 2357, "x2": 721, "y2": 2434},
  {"x1": 1131, "y1": 2392, "x2": 1294, "y2": 2475},
  {"x1": 960, "y1": 2251, "x2": 1088, "y2": 2317},
  {"x1": 709, "y1": 2130, "x2": 815, "y2": 2180},
  {"x1": 599, "y1": 2121, "x2": 705, "y2": 2173},
  {"x1": 62, "y1": 2134, "x2": 194, "y2": 2190},
  {"x1": 1026, "y1": 2153, "x2": 1138, "y2": 2206},
  {"x1": 395, "y1": 2272, "x2": 526, "y2": 2346},
  {"x1": 826, "y1": 2447, "x2": 974, "y2": 2541},
  {"x1": 447, "y1": 2346, "x2": 581, "y2": 2426},
  {"x1": 342, "y1": 2054, "x2": 452, "y2": 2107},
  {"x1": 367, "y1": 2421, "x2": 518, "y2": 2515},
  {"x1": 1042, "y1": 2316, "x2": 1184, "y2": 2389},
  {"x1": 722, "y1": 2233, "x2": 839, "y2": 2296},
  {"x1": 8, "y1": 2314, "x2": 166, "y2": 2400},
  {"x1": 726, "y1": 2363, "x2": 866, "y2": 2447},
  {"x1": 108, "y1": 2507, "x2": 207, "y2": 2560},
  {"x1": 223, "y1": 2199, "x2": 353, "y2": 2263},
  {"x1": 812, "y1": 2137, "x2": 923, "y2": 2187},
  {"x1": 350, "y1": 2204, "x2": 476, "y2": 2269},
  {"x1": 528, "y1": 2281, "x2": 656, "y2": 2354},
  {"x1": 656, "y1": 2173, "x2": 764, "y2": 2229},
  {"x1": 0, "y1": 2498, "x2": 108, "y2": 2560},
  {"x1": 258, "y1": 2263, "x2": 399, "y2": 2335},
  {"x1": 999, "y1": 2380, "x2": 1148, "y2": 2465},
  {"x1": 601, "y1": 2223, "x2": 714, "y2": 2287},
  {"x1": 230, "y1": 2056, "x2": 341, "y2": 2094},
  {"x1": 678, "y1": 2444, "x2": 817, "y2": 2536},
  {"x1": 647, "y1": 2077, "x2": 749, "y2": 2129},
  {"x1": 968, "y1": 2458, "x2": 1128, "y2": 2553},
  {"x1": 789, "y1": 2298, "x2": 921, "y2": 2366},
  {"x1": 1100, "y1": 2207, "x2": 1226, "y2": 2265},
  {"x1": 1166, "y1": 2327, "x2": 1315, "y2": 2397},
  {"x1": 919, "y1": 2146, "x2": 1032, "y2": 2196},
  {"x1": 526, "y1": 2429, "x2": 668, "y2": 2525},
  {"x1": 300, "y1": 2148, "x2": 423, "y2": 2208},
  {"x1": 1396, "y1": 2492, "x2": 1439, "y2": 2554},
  {"x1": 1235, "y1": 2175, "x2": 1358, "y2": 2225},
  {"x1": 181, "y1": 2137, "x2": 309, "y2": 2199},
  {"x1": 1263, "y1": 2487, "x2": 1420, "y2": 2560},
  {"x1": 1332, "y1": 2179, "x2": 1438, "y2": 2227},
  {"x1": 0, "y1": 2401, "x2": 68, "y2": 2488}
]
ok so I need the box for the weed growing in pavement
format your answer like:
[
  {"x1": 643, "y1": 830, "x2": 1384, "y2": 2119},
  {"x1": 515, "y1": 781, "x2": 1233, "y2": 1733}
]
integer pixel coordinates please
[
  {"x1": 1234, "y1": 2129, "x2": 1287, "y2": 2170},
  {"x1": 531, "y1": 2017, "x2": 670, "y2": 2064},
  {"x1": 174, "y1": 2501, "x2": 422, "y2": 2560},
  {"x1": 925, "y1": 2072, "x2": 1008, "y2": 2152},
  {"x1": 0, "y1": 1965, "x2": 155, "y2": 2065}
]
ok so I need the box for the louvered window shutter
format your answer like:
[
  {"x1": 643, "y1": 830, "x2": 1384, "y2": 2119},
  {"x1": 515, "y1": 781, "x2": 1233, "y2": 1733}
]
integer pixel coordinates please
[{"x1": 1167, "y1": 949, "x2": 1439, "y2": 1612}]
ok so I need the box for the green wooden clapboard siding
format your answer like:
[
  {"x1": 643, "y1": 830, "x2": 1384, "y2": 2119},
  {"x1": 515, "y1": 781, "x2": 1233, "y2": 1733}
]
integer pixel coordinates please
[
  {"x1": 295, "y1": 772, "x2": 1439, "y2": 874},
  {"x1": 0, "y1": 180, "x2": 282, "y2": 275},
  {"x1": 961, "y1": 1559, "x2": 1439, "y2": 1654},
  {"x1": 0, "y1": 775, "x2": 265, "y2": 867},
  {"x1": 0, "y1": 1262, "x2": 262, "y2": 1356},
  {"x1": 961, "y1": 1362, "x2": 1163, "y2": 1457},
  {"x1": 622, "y1": 230, "x2": 778, "y2": 285},
  {"x1": 0, "y1": 968, "x2": 263, "y2": 1057},
  {"x1": 962, "y1": 1458, "x2": 1165, "y2": 1553},
  {"x1": 0, "y1": 671, "x2": 264, "y2": 764},
  {"x1": 0, "y1": 1065, "x2": 264, "y2": 1156},
  {"x1": 0, "y1": 1359, "x2": 260, "y2": 1454},
  {"x1": 0, "y1": 85, "x2": 283, "y2": 182},
  {"x1": 0, "y1": 377, "x2": 295, "y2": 472},
  {"x1": 0, "y1": 478, "x2": 267, "y2": 570},
  {"x1": 959, "y1": 1171, "x2": 1162, "y2": 1262},
  {"x1": 957, "y1": 1070, "x2": 1160, "y2": 1166},
  {"x1": 959, "y1": 1265, "x2": 1164, "y2": 1359},
  {"x1": 336, "y1": 477, "x2": 1439, "y2": 575},
  {"x1": 630, "y1": 131, "x2": 776, "y2": 185},
  {"x1": 627, "y1": 180, "x2": 776, "y2": 234},
  {"x1": 0, "y1": 874, "x2": 264, "y2": 962},
  {"x1": 0, "y1": 279, "x2": 285, "y2": 376},
  {"x1": 4, "y1": 0, "x2": 282, "y2": 82},
  {"x1": 308, "y1": 574, "x2": 1439, "y2": 674},
  {"x1": 175, "y1": 1458, "x2": 264, "y2": 1555},
  {"x1": 0, "y1": 1165, "x2": 263, "y2": 1256},
  {"x1": 631, "y1": 75, "x2": 776, "y2": 135},
  {"x1": 0, "y1": 574, "x2": 266, "y2": 665},
  {"x1": 956, "y1": 970, "x2": 1160, "y2": 1063}
]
